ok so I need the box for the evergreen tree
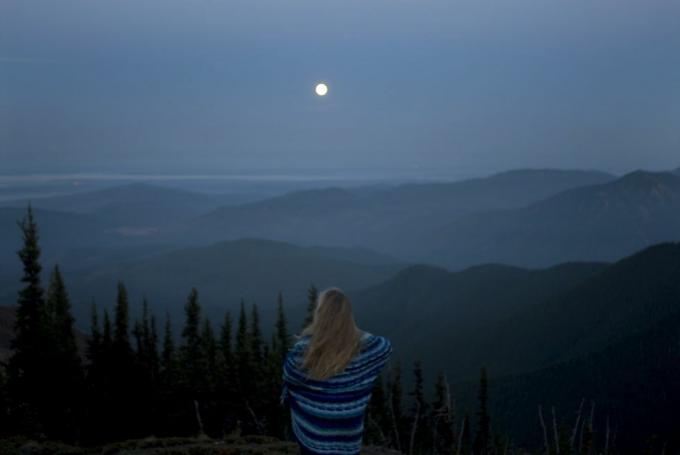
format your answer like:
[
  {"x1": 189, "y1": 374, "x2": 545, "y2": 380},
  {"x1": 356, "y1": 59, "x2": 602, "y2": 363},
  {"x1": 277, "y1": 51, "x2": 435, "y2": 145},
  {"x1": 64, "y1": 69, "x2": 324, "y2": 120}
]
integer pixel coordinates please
[
  {"x1": 43, "y1": 265, "x2": 83, "y2": 441},
  {"x1": 235, "y1": 300, "x2": 250, "y2": 391},
  {"x1": 102, "y1": 309, "x2": 113, "y2": 355},
  {"x1": 200, "y1": 318, "x2": 220, "y2": 436},
  {"x1": 147, "y1": 312, "x2": 160, "y2": 385},
  {"x1": 0, "y1": 365, "x2": 8, "y2": 438},
  {"x1": 134, "y1": 299, "x2": 160, "y2": 437},
  {"x1": 87, "y1": 301, "x2": 101, "y2": 364},
  {"x1": 220, "y1": 312, "x2": 234, "y2": 373},
  {"x1": 158, "y1": 314, "x2": 182, "y2": 435},
  {"x1": 388, "y1": 363, "x2": 406, "y2": 451},
  {"x1": 473, "y1": 368, "x2": 490, "y2": 455},
  {"x1": 250, "y1": 303, "x2": 263, "y2": 365},
  {"x1": 110, "y1": 282, "x2": 138, "y2": 440},
  {"x1": 303, "y1": 284, "x2": 318, "y2": 328},
  {"x1": 460, "y1": 414, "x2": 472, "y2": 455},
  {"x1": 218, "y1": 311, "x2": 238, "y2": 434},
  {"x1": 409, "y1": 361, "x2": 429, "y2": 453},
  {"x1": 114, "y1": 282, "x2": 131, "y2": 352},
  {"x1": 45, "y1": 266, "x2": 81, "y2": 377},
  {"x1": 432, "y1": 371, "x2": 456, "y2": 454},
  {"x1": 366, "y1": 374, "x2": 390, "y2": 445},
  {"x1": 269, "y1": 294, "x2": 292, "y2": 438},
  {"x1": 201, "y1": 318, "x2": 218, "y2": 389},
  {"x1": 161, "y1": 313, "x2": 176, "y2": 378},
  {"x1": 8, "y1": 205, "x2": 49, "y2": 434},
  {"x1": 180, "y1": 288, "x2": 206, "y2": 392},
  {"x1": 275, "y1": 292, "x2": 291, "y2": 363},
  {"x1": 84, "y1": 302, "x2": 110, "y2": 444},
  {"x1": 248, "y1": 303, "x2": 265, "y2": 422}
]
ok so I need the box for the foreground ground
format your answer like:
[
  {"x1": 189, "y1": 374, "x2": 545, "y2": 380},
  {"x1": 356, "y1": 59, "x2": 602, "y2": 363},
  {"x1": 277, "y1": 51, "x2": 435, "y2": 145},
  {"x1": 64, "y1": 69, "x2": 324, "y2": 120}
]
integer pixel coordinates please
[{"x1": 0, "y1": 435, "x2": 402, "y2": 455}]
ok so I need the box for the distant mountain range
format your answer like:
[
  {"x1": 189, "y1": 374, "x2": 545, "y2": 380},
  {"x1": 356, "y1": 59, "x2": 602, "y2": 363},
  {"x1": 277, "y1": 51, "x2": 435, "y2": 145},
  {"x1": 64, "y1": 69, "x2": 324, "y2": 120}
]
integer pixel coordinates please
[
  {"x1": 1, "y1": 166, "x2": 679, "y2": 324},
  {"x1": 423, "y1": 170, "x2": 680, "y2": 268},
  {"x1": 185, "y1": 169, "x2": 614, "y2": 251},
  {"x1": 0, "y1": 167, "x2": 628, "y2": 279},
  {"x1": 2, "y1": 183, "x2": 260, "y2": 228}
]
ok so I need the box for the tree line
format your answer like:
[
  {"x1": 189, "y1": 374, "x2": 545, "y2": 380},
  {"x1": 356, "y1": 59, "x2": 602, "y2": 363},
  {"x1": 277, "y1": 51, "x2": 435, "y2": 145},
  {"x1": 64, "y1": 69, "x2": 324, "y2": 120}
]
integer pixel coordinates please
[{"x1": 0, "y1": 207, "x2": 618, "y2": 454}]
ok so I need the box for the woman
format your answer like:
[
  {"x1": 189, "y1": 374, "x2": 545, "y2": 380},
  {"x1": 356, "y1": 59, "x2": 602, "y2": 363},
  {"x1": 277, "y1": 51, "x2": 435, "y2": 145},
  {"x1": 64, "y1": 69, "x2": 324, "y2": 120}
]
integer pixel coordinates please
[{"x1": 281, "y1": 288, "x2": 392, "y2": 455}]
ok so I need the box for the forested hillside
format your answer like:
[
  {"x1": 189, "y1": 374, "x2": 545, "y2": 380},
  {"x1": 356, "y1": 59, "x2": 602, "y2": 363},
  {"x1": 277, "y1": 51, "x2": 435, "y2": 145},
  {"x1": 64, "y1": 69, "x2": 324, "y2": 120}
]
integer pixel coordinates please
[{"x1": 1, "y1": 207, "x2": 679, "y2": 454}]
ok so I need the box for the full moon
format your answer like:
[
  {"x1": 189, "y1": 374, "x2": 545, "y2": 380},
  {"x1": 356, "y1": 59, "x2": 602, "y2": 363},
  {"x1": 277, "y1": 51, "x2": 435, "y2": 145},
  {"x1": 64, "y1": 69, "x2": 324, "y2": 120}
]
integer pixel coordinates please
[{"x1": 315, "y1": 83, "x2": 328, "y2": 96}]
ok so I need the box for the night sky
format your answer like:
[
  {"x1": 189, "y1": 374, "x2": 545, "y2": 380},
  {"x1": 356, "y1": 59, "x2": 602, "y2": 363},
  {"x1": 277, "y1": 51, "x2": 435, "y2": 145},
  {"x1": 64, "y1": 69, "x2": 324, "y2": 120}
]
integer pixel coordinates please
[{"x1": 1, "y1": 0, "x2": 679, "y2": 175}]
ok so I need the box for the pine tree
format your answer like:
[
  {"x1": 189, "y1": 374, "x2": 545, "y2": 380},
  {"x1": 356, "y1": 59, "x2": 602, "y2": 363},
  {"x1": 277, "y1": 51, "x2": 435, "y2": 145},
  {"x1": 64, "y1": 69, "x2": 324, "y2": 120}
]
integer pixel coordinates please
[
  {"x1": 473, "y1": 368, "x2": 490, "y2": 455},
  {"x1": 147, "y1": 312, "x2": 160, "y2": 385},
  {"x1": 102, "y1": 309, "x2": 113, "y2": 355},
  {"x1": 8, "y1": 205, "x2": 49, "y2": 434},
  {"x1": 201, "y1": 318, "x2": 218, "y2": 389},
  {"x1": 87, "y1": 302, "x2": 101, "y2": 364},
  {"x1": 43, "y1": 265, "x2": 83, "y2": 441},
  {"x1": 409, "y1": 361, "x2": 429, "y2": 453},
  {"x1": 161, "y1": 314, "x2": 177, "y2": 383},
  {"x1": 114, "y1": 282, "x2": 131, "y2": 352},
  {"x1": 180, "y1": 288, "x2": 206, "y2": 392},
  {"x1": 275, "y1": 292, "x2": 291, "y2": 363},
  {"x1": 84, "y1": 302, "x2": 109, "y2": 444},
  {"x1": 366, "y1": 374, "x2": 389, "y2": 445},
  {"x1": 459, "y1": 414, "x2": 472, "y2": 455},
  {"x1": 432, "y1": 371, "x2": 456, "y2": 454},
  {"x1": 266, "y1": 294, "x2": 292, "y2": 439},
  {"x1": 133, "y1": 299, "x2": 160, "y2": 437},
  {"x1": 250, "y1": 303, "x2": 263, "y2": 365},
  {"x1": 110, "y1": 282, "x2": 139, "y2": 440},
  {"x1": 303, "y1": 284, "x2": 318, "y2": 328},
  {"x1": 248, "y1": 303, "x2": 265, "y2": 420},
  {"x1": 388, "y1": 363, "x2": 405, "y2": 451},
  {"x1": 220, "y1": 312, "x2": 234, "y2": 372},
  {"x1": 0, "y1": 365, "x2": 8, "y2": 438},
  {"x1": 235, "y1": 300, "x2": 250, "y2": 392},
  {"x1": 218, "y1": 311, "x2": 238, "y2": 434},
  {"x1": 200, "y1": 318, "x2": 220, "y2": 436},
  {"x1": 158, "y1": 313, "x2": 183, "y2": 436}
]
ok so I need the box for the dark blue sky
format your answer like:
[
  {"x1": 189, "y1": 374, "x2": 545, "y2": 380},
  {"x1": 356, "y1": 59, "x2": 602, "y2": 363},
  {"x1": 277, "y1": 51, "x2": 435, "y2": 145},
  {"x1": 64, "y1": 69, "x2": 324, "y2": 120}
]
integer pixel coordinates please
[{"x1": 1, "y1": 0, "x2": 679, "y2": 176}]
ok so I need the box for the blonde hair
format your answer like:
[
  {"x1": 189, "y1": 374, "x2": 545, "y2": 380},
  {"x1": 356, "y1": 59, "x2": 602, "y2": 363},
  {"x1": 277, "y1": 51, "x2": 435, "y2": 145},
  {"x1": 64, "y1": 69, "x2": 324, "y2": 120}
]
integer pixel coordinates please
[{"x1": 301, "y1": 288, "x2": 362, "y2": 380}]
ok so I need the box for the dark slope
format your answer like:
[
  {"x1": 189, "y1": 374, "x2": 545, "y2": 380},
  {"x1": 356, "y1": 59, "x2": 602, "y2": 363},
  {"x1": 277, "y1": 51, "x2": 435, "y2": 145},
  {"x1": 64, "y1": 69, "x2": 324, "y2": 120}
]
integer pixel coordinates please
[
  {"x1": 0, "y1": 207, "x2": 109, "y2": 272},
  {"x1": 56, "y1": 239, "x2": 401, "y2": 327},
  {"x1": 353, "y1": 260, "x2": 607, "y2": 378},
  {"x1": 464, "y1": 242, "x2": 680, "y2": 376},
  {"x1": 483, "y1": 312, "x2": 680, "y2": 453},
  {"x1": 355, "y1": 243, "x2": 680, "y2": 384}
]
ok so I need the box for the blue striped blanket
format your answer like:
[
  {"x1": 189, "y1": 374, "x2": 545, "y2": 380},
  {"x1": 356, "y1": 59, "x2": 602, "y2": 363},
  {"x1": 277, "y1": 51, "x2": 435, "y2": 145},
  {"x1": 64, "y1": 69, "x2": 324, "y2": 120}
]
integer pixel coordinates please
[{"x1": 281, "y1": 332, "x2": 393, "y2": 455}]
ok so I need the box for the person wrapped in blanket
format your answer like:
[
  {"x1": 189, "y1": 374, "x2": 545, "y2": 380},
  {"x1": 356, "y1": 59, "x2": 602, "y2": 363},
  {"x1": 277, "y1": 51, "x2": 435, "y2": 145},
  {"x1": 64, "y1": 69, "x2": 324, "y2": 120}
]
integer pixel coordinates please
[{"x1": 281, "y1": 288, "x2": 392, "y2": 455}]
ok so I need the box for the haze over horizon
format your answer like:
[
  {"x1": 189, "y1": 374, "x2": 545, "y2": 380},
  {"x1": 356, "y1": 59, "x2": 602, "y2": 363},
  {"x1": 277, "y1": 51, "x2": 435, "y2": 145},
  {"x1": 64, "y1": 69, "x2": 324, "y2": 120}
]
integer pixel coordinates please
[{"x1": 2, "y1": 0, "x2": 680, "y2": 176}]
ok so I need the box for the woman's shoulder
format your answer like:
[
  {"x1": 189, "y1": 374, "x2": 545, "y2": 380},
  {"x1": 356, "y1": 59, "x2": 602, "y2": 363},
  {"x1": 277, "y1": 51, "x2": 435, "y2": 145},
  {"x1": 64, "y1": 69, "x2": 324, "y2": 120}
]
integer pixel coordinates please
[
  {"x1": 289, "y1": 335, "x2": 311, "y2": 355},
  {"x1": 359, "y1": 331, "x2": 392, "y2": 355}
]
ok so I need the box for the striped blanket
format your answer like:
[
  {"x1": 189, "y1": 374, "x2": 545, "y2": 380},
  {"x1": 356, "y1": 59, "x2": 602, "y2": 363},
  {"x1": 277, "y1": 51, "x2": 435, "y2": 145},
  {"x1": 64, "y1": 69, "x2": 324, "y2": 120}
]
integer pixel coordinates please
[{"x1": 281, "y1": 332, "x2": 393, "y2": 455}]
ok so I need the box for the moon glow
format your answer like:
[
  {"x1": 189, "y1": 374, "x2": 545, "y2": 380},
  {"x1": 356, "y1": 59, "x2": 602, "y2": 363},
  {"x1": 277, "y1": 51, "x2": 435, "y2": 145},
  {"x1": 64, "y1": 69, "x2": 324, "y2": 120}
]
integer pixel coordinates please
[{"x1": 315, "y1": 83, "x2": 328, "y2": 96}]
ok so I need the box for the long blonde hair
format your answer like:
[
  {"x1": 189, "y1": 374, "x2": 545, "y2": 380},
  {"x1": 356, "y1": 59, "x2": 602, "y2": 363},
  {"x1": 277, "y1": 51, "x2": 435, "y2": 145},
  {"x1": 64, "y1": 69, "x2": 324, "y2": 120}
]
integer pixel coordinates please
[{"x1": 301, "y1": 288, "x2": 362, "y2": 380}]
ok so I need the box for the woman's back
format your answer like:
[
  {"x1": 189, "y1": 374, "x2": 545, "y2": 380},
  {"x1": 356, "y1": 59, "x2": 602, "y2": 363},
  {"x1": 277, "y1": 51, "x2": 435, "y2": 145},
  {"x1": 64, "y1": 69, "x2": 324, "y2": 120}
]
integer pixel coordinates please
[{"x1": 282, "y1": 332, "x2": 393, "y2": 454}]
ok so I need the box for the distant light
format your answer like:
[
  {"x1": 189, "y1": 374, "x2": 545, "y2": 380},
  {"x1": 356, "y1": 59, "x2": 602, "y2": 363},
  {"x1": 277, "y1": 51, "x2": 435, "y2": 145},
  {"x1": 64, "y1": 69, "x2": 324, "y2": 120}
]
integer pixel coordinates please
[{"x1": 315, "y1": 83, "x2": 328, "y2": 96}]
